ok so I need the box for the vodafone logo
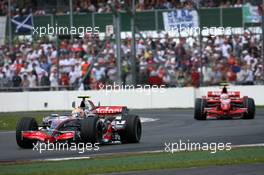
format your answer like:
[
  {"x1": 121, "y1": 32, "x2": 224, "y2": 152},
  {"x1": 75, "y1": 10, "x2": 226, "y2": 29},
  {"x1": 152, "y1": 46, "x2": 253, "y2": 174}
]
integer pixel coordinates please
[{"x1": 95, "y1": 106, "x2": 123, "y2": 114}]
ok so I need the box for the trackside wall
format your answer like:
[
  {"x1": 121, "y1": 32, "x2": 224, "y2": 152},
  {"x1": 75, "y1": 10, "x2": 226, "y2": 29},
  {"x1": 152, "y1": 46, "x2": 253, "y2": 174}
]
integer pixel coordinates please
[{"x1": 0, "y1": 86, "x2": 263, "y2": 112}]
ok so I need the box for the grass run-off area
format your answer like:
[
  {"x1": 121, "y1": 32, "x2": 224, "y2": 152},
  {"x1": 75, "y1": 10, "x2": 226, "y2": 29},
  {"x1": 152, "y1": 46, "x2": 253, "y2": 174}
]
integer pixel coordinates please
[
  {"x1": 0, "y1": 111, "x2": 70, "y2": 131},
  {"x1": 0, "y1": 147, "x2": 264, "y2": 175}
]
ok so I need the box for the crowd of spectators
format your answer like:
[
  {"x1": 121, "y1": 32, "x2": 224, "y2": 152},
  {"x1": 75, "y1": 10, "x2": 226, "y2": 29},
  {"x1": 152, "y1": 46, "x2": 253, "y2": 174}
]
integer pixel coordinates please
[
  {"x1": 0, "y1": 30, "x2": 263, "y2": 91},
  {"x1": 0, "y1": 0, "x2": 262, "y2": 16},
  {"x1": 133, "y1": 32, "x2": 263, "y2": 88},
  {"x1": 0, "y1": 0, "x2": 263, "y2": 91}
]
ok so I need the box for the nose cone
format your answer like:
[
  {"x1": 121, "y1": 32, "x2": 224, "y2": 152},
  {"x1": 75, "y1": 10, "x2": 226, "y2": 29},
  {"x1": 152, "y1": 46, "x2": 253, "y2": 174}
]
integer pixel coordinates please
[{"x1": 221, "y1": 103, "x2": 230, "y2": 111}]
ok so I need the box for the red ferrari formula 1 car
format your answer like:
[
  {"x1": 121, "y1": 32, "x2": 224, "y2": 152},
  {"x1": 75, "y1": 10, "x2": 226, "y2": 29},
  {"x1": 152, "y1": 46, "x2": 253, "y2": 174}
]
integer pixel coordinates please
[
  {"x1": 194, "y1": 84, "x2": 255, "y2": 120},
  {"x1": 16, "y1": 96, "x2": 142, "y2": 148}
]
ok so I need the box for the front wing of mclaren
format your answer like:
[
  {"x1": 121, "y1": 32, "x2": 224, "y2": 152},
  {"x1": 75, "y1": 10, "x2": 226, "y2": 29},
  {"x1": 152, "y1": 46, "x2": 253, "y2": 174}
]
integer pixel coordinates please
[{"x1": 21, "y1": 131, "x2": 76, "y2": 143}]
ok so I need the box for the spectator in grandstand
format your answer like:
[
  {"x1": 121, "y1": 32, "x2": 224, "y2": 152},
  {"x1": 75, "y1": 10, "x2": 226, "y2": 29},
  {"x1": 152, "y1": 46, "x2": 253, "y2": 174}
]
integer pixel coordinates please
[
  {"x1": 162, "y1": 71, "x2": 171, "y2": 87},
  {"x1": 34, "y1": 8, "x2": 46, "y2": 16},
  {"x1": 97, "y1": 2, "x2": 112, "y2": 13},
  {"x1": 21, "y1": 74, "x2": 29, "y2": 91},
  {"x1": 3, "y1": 64, "x2": 12, "y2": 81},
  {"x1": 12, "y1": 71, "x2": 22, "y2": 89},
  {"x1": 31, "y1": 63, "x2": 44, "y2": 85},
  {"x1": 226, "y1": 67, "x2": 237, "y2": 83},
  {"x1": 244, "y1": 65, "x2": 254, "y2": 85},
  {"x1": 176, "y1": 70, "x2": 187, "y2": 87},
  {"x1": 0, "y1": 71, "x2": 9, "y2": 88},
  {"x1": 28, "y1": 71, "x2": 37, "y2": 88},
  {"x1": 69, "y1": 66, "x2": 81, "y2": 90},
  {"x1": 212, "y1": 66, "x2": 223, "y2": 85},
  {"x1": 92, "y1": 63, "x2": 106, "y2": 82},
  {"x1": 233, "y1": 0, "x2": 243, "y2": 7},
  {"x1": 237, "y1": 65, "x2": 247, "y2": 84},
  {"x1": 191, "y1": 67, "x2": 200, "y2": 87},
  {"x1": 81, "y1": 57, "x2": 90, "y2": 77},
  {"x1": 221, "y1": 40, "x2": 232, "y2": 58},
  {"x1": 40, "y1": 55, "x2": 51, "y2": 73},
  {"x1": 40, "y1": 71, "x2": 50, "y2": 90},
  {"x1": 49, "y1": 69, "x2": 58, "y2": 91},
  {"x1": 107, "y1": 62, "x2": 118, "y2": 85},
  {"x1": 254, "y1": 65, "x2": 263, "y2": 84},
  {"x1": 202, "y1": 64, "x2": 213, "y2": 86},
  {"x1": 60, "y1": 72, "x2": 69, "y2": 89}
]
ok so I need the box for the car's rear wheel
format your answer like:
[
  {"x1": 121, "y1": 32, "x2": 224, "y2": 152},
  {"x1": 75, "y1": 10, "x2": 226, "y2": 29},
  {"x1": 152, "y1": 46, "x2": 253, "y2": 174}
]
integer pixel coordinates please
[
  {"x1": 80, "y1": 116, "x2": 103, "y2": 144},
  {"x1": 194, "y1": 98, "x2": 207, "y2": 120},
  {"x1": 120, "y1": 115, "x2": 141, "y2": 143},
  {"x1": 16, "y1": 117, "x2": 38, "y2": 148},
  {"x1": 243, "y1": 98, "x2": 255, "y2": 119}
]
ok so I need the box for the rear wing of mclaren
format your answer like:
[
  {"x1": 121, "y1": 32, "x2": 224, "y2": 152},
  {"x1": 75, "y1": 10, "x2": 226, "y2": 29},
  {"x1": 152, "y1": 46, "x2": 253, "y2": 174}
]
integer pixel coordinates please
[{"x1": 93, "y1": 106, "x2": 128, "y2": 115}]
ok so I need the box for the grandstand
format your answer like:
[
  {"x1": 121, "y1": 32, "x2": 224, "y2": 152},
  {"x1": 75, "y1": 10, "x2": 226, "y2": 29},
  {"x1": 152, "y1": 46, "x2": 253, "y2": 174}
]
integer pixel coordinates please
[{"x1": 0, "y1": 0, "x2": 263, "y2": 91}]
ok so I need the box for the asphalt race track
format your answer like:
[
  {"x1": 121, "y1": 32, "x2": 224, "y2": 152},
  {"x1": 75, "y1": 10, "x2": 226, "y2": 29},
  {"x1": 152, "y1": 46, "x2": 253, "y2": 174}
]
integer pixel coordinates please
[{"x1": 0, "y1": 109, "x2": 264, "y2": 161}]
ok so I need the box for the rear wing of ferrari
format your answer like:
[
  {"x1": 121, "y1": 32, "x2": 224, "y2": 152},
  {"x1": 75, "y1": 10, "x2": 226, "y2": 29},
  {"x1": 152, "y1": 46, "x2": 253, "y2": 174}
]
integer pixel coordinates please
[{"x1": 207, "y1": 91, "x2": 240, "y2": 98}]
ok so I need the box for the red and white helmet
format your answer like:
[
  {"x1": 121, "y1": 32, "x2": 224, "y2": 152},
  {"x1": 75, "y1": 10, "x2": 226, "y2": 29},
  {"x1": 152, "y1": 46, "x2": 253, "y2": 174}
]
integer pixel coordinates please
[{"x1": 220, "y1": 94, "x2": 229, "y2": 100}]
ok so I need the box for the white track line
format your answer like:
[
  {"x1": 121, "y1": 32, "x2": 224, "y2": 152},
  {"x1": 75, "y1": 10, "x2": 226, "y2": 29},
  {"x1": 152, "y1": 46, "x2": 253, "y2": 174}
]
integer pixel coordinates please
[
  {"x1": 38, "y1": 156, "x2": 91, "y2": 161},
  {"x1": 140, "y1": 117, "x2": 159, "y2": 123},
  {"x1": 232, "y1": 143, "x2": 264, "y2": 148}
]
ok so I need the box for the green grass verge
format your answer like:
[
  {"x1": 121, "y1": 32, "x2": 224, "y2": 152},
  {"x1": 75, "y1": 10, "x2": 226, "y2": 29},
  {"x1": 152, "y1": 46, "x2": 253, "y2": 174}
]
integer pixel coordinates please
[
  {"x1": 0, "y1": 147, "x2": 264, "y2": 175},
  {"x1": 0, "y1": 111, "x2": 70, "y2": 131}
]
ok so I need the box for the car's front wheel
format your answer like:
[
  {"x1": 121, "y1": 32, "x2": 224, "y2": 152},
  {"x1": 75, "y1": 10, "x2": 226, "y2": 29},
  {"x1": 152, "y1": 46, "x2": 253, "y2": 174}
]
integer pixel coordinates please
[
  {"x1": 243, "y1": 98, "x2": 255, "y2": 119},
  {"x1": 194, "y1": 98, "x2": 207, "y2": 120},
  {"x1": 80, "y1": 116, "x2": 103, "y2": 144},
  {"x1": 16, "y1": 117, "x2": 38, "y2": 148},
  {"x1": 120, "y1": 115, "x2": 142, "y2": 143}
]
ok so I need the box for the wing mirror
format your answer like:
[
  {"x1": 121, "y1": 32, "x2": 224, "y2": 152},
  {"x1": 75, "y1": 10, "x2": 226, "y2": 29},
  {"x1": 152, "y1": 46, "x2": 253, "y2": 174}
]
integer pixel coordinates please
[{"x1": 72, "y1": 101, "x2": 76, "y2": 108}]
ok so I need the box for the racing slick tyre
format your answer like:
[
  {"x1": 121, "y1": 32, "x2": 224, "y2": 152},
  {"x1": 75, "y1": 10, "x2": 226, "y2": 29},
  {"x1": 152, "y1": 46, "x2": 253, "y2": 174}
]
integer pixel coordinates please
[
  {"x1": 16, "y1": 117, "x2": 38, "y2": 149},
  {"x1": 120, "y1": 115, "x2": 142, "y2": 143},
  {"x1": 243, "y1": 98, "x2": 255, "y2": 119},
  {"x1": 80, "y1": 116, "x2": 103, "y2": 144},
  {"x1": 194, "y1": 98, "x2": 207, "y2": 120}
]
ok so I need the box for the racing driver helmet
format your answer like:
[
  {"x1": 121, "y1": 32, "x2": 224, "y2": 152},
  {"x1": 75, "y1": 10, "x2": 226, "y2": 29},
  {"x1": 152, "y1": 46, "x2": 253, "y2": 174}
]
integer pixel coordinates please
[
  {"x1": 72, "y1": 107, "x2": 85, "y2": 118},
  {"x1": 220, "y1": 93, "x2": 229, "y2": 100}
]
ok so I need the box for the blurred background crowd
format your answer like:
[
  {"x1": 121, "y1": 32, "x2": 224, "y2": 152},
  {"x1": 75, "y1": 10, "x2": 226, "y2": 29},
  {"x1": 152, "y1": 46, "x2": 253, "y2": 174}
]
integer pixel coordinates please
[
  {"x1": 0, "y1": 32, "x2": 262, "y2": 91},
  {"x1": 0, "y1": 0, "x2": 263, "y2": 91}
]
